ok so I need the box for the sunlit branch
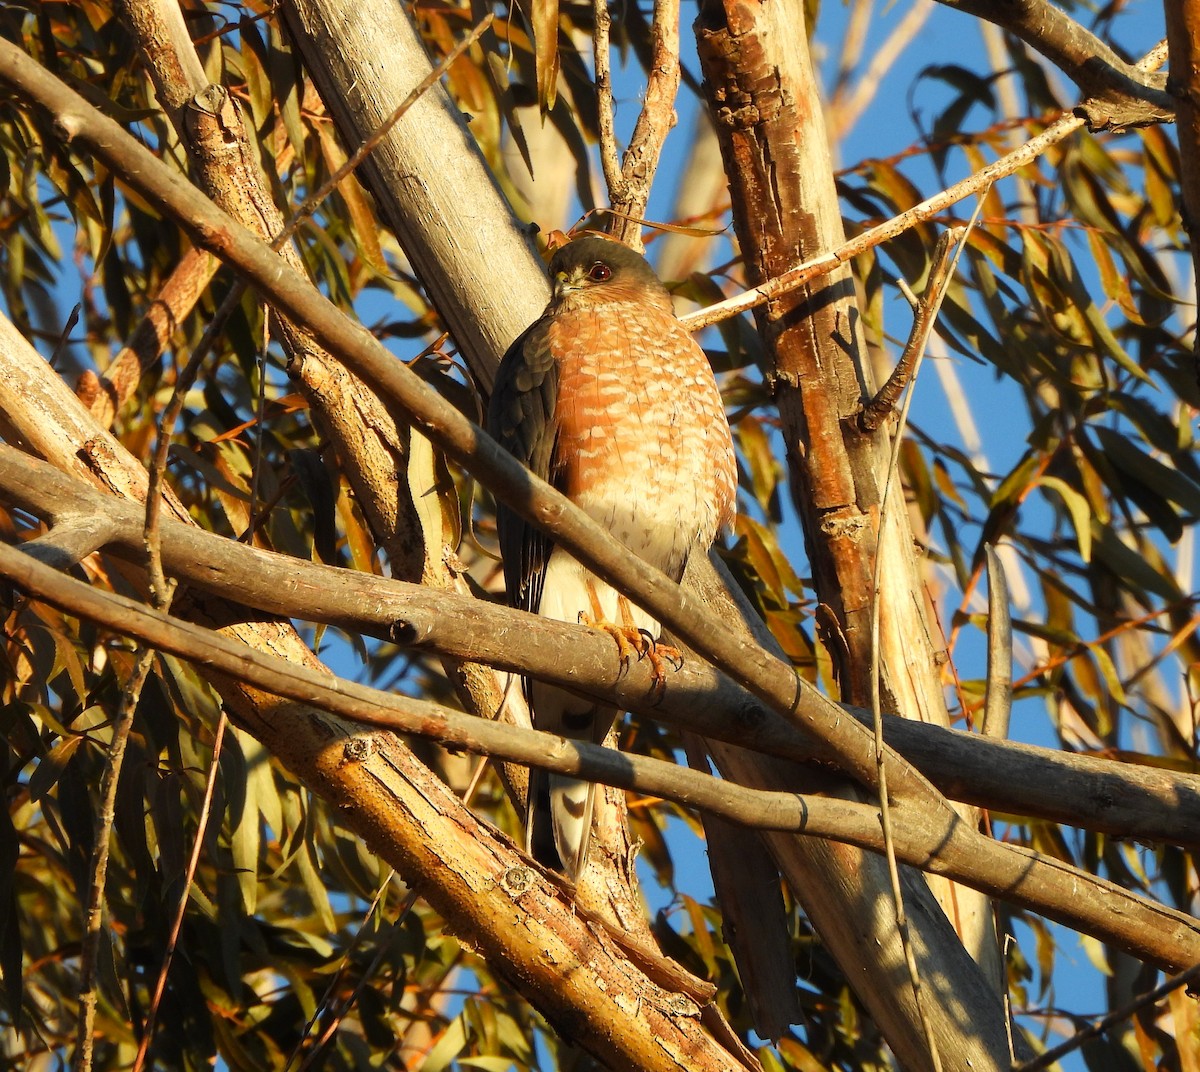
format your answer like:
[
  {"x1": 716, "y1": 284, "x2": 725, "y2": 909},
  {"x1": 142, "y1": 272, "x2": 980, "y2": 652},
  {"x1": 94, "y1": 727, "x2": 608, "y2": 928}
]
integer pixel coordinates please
[
  {"x1": 681, "y1": 41, "x2": 1169, "y2": 333},
  {"x1": 6, "y1": 37, "x2": 1198, "y2": 979},
  {"x1": 3, "y1": 443, "x2": 1199, "y2": 849},
  {"x1": 4, "y1": 538, "x2": 1200, "y2": 973}
]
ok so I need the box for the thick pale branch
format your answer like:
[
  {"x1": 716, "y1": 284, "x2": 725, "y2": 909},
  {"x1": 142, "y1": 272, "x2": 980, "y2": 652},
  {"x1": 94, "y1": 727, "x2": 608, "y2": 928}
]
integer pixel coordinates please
[
  {"x1": 115, "y1": 0, "x2": 535, "y2": 817},
  {"x1": 2, "y1": 444, "x2": 1198, "y2": 850},
  {"x1": 281, "y1": 0, "x2": 547, "y2": 389},
  {"x1": 4, "y1": 536, "x2": 1200, "y2": 974}
]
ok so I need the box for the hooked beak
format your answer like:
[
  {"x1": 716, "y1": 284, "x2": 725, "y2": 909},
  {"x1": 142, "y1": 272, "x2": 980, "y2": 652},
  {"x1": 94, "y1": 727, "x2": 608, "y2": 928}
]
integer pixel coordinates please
[{"x1": 553, "y1": 270, "x2": 581, "y2": 300}]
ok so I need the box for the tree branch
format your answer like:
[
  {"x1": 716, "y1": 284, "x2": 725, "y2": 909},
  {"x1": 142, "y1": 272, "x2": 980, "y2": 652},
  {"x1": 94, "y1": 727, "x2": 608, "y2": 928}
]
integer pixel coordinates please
[
  {"x1": 3, "y1": 36, "x2": 1187, "y2": 1067},
  {"x1": 859, "y1": 226, "x2": 965, "y2": 431},
  {"x1": 606, "y1": 0, "x2": 682, "y2": 246},
  {"x1": 4, "y1": 444, "x2": 1199, "y2": 850},
  {"x1": 74, "y1": 645, "x2": 154, "y2": 1072},
  {"x1": 1164, "y1": 1, "x2": 1200, "y2": 376},
  {"x1": 936, "y1": 0, "x2": 1172, "y2": 130},
  {"x1": 0, "y1": 210, "x2": 744, "y2": 1072},
  {"x1": 5, "y1": 536, "x2": 1200, "y2": 975},
  {"x1": 20, "y1": 513, "x2": 117, "y2": 569},
  {"x1": 592, "y1": 0, "x2": 625, "y2": 203},
  {"x1": 680, "y1": 40, "x2": 1170, "y2": 333},
  {"x1": 280, "y1": 0, "x2": 547, "y2": 389},
  {"x1": 116, "y1": 0, "x2": 537, "y2": 816}
]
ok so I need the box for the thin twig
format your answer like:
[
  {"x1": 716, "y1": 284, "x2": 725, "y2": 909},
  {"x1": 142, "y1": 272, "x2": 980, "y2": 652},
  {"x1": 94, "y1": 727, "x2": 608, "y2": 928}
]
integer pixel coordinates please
[
  {"x1": 831, "y1": 0, "x2": 873, "y2": 102},
  {"x1": 1015, "y1": 962, "x2": 1200, "y2": 1072},
  {"x1": 867, "y1": 206, "x2": 982, "y2": 1072},
  {"x1": 681, "y1": 40, "x2": 1168, "y2": 333},
  {"x1": 131, "y1": 710, "x2": 229, "y2": 1072},
  {"x1": 829, "y1": 0, "x2": 935, "y2": 142},
  {"x1": 830, "y1": 0, "x2": 934, "y2": 141},
  {"x1": 603, "y1": 0, "x2": 682, "y2": 246},
  {"x1": 73, "y1": 645, "x2": 157, "y2": 1072},
  {"x1": 283, "y1": 874, "x2": 405, "y2": 1071},
  {"x1": 289, "y1": 756, "x2": 488, "y2": 1068},
  {"x1": 835, "y1": 0, "x2": 936, "y2": 139},
  {"x1": 592, "y1": 0, "x2": 623, "y2": 201},
  {"x1": 860, "y1": 224, "x2": 967, "y2": 431}
]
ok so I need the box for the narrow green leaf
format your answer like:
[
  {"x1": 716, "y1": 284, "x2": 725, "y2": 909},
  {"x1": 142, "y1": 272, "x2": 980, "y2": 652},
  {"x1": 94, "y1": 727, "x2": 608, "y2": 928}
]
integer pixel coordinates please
[
  {"x1": 27, "y1": 735, "x2": 84, "y2": 803},
  {"x1": 1037, "y1": 476, "x2": 1093, "y2": 562},
  {"x1": 1087, "y1": 644, "x2": 1128, "y2": 706},
  {"x1": 423, "y1": 1014, "x2": 469, "y2": 1072},
  {"x1": 1094, "y1": 425, "x2": 1200, "y2": 516}
]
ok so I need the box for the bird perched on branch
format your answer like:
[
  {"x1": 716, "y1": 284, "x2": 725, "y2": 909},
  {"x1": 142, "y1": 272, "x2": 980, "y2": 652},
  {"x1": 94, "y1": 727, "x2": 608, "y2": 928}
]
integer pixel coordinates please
[{"x1": 487, "y1": 234, "x2": 737, "y2": 879}]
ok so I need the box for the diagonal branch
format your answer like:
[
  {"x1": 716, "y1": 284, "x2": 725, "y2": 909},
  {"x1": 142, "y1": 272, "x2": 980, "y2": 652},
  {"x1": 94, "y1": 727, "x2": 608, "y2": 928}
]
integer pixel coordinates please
[
  {"x1": 0, "y1": 32, "x2": 900, "y2": 811},
  {"x1": 859, "y1": 226, "x2": 965, "y2": 431},
  {"x1": 6, "y1": 43, "x2": 1194, "y2": 1059},
  {"x1": 594, "y1": 0, "x2": 683, "y2": 246},
  {"x1": 681, "y1": 40, "x2": 1169, "y2": 332},
  {"x1": 3, "y1": 444, "x2": 1199, "y2": 850},
  {"x1": 5, "y1": 536, "x2": 1200, "y2": 974},
  {"x1": 935, "y1": 0, "x2": 1172, "y2": 130},
  {"x1": 0, "y1": 316, "x2": 745, "y2": 1072},
  {"x1": 0, "y1": 23, "x2": 1183, "y2": 859}
]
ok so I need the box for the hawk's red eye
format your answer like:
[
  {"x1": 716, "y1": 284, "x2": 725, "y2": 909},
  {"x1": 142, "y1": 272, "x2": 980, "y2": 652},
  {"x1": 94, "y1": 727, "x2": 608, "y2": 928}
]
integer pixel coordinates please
[{"x1": 587, "y1": 262, "x2": 612, "y2": 282}]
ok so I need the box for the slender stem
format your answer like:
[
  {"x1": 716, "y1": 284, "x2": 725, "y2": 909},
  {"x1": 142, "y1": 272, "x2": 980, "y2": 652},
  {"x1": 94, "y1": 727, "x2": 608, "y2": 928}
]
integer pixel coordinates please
[
  {"x1": 73, "y1": 647, "x2": 157, "y2": 1072},
  {"x1": 829, "y1": 0, "x2": 935, "y2": 144},
  {"x1": 1015, "y1": 962, "x2": 1200, "y2": 1072},
  {"x1": 867, "y1": 208, "x2": 981, "y2": 1072},
  {"x1": 592, "y1": 0, "x2": 623, "y2": 201},
  {"x1": 131, "y1": 711, "x2": 228, "y2": 1072}
]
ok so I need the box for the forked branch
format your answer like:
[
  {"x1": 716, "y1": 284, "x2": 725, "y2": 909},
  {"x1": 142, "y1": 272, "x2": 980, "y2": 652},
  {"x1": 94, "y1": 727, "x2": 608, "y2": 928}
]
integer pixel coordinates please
[
  {"x1": 681, "y1": 41, "x2": 1168, "y2": 332},
  {"x1": 936, "y1": 0, "x2": 1171, "y2": 130},
  {"x1": 4, "y1": 538, "x2": 1200, "y2": 974}
]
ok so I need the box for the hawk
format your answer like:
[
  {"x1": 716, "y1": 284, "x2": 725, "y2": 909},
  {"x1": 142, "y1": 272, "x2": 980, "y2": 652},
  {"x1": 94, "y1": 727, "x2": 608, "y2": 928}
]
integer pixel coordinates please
[{"x1": 487, "y1": 235, "x2": 737, "y2": 878}]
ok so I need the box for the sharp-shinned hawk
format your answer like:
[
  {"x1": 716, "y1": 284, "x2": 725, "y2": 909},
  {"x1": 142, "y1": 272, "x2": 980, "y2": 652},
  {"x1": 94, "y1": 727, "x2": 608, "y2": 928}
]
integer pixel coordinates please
[{"x1": 487, "y1": 234, "x2": 737, "y2": 879}]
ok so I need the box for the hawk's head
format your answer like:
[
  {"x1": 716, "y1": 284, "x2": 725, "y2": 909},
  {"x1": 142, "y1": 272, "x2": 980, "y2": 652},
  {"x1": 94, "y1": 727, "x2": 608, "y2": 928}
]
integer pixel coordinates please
[{"x1": 547, "y1": 236, "x2": 670, "y2": 310}]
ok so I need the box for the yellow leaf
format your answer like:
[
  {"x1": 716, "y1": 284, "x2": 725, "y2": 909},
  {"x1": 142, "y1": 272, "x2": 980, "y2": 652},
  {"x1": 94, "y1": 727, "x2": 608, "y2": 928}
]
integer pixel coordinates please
[{"x1": 532, "y1": 0, "x2": 560, "y2": 112}]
